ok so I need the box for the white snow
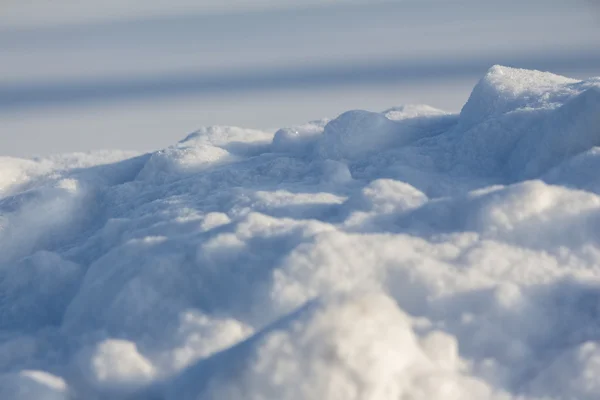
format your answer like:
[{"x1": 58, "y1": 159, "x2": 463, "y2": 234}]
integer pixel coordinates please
[{"x1": 1, "y1": 66, "x2": 600, "y2": 399}]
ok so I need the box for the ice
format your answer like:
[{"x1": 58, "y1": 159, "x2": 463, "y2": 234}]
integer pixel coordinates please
[{"x1": 1, "y1": 66, "x2": 600, "y2": 399}]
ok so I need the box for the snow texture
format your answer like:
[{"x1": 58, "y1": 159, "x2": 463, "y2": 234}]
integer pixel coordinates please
[{"x1": 1, "y1": 66, "x2": 600, "y2": 399}]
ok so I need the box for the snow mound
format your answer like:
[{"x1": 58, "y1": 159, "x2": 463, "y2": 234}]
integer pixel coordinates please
[
  {"x1": 180, "y1": 125, "x2": 274, "y2": 157},
  {"x1": 1, "y1": 66, "x2": 600, "y2": 399},
  {"x1": 137, "y1": 126, "x2": 275, "y2": 183},
  {"x1": 73, "y1": 339, "x2": 156, "y2": 395},
  {"x1": 166, "y1": 292, "x2": 489, "y2": 400},
  {"x1": 449, "y1": 66, "x2": 600, "y2": 179},
  {"x1": 317, "y1": 106, "x2": 453, "y2": 160},
  {"x1": 459, "y1": 65, "x2": 579, "y2": 128},
  {"x1": 272, "y1": 120, "x2": 329, "y2": 155}
]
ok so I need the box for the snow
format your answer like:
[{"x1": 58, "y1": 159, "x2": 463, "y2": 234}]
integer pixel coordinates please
[
  {"x1": 317, "y1": 106, "x2": 451, "y2": 160},
  {"x1": 2, "y1": 66, "x2": 600, "y2": 399},
  {"x1": 0, "y1": 370, "x2": 69, "y2": 400}
]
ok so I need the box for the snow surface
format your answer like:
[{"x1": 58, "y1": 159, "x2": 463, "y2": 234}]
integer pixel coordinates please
[{"x1": 2, "y1": 66, "x2": 600, "y2": 399}]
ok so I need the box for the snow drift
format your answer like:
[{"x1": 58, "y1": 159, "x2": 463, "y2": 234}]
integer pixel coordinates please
[{"x1": 1, "y1": 66, "x2": 600, "y2": 399}]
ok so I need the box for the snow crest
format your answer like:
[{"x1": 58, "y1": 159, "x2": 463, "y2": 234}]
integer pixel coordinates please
[{"x1": 1, "y1": 66, "x2": 600, "y2": 399}]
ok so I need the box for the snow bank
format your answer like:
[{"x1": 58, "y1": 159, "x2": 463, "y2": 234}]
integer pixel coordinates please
[{"x1": 1, "y1": 66, "x2": 600, "y2": 399}]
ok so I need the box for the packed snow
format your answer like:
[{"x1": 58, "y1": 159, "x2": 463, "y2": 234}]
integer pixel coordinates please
[{"x1": 1, "y1": 66, "x2": 600, "y2": 399}]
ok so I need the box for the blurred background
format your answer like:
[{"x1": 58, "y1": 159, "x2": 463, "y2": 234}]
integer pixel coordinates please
[{"x1": 1, "y1": 0, "x2": 599, "y2": 156}]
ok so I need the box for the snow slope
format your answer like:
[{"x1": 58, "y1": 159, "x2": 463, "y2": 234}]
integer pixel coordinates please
[{"x1": 2, "y1": 66, "x2": 600, "y2": 399}]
